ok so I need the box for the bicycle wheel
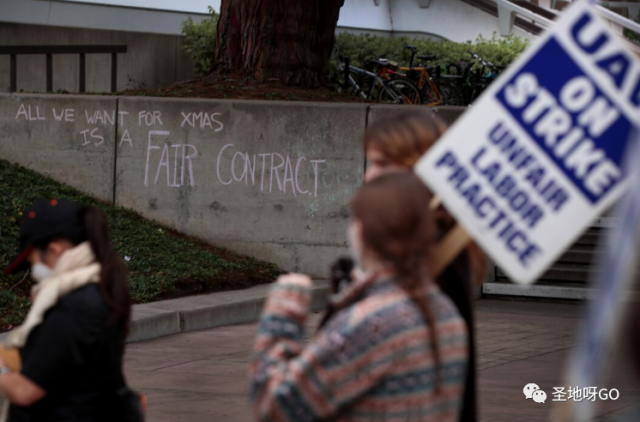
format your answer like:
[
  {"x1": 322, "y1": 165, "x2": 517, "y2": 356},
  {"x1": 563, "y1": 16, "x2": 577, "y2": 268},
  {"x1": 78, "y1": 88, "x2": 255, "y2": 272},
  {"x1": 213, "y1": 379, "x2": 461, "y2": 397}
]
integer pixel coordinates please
[
  {"x1": 331, "y1": 69, "x2": 362, "y2": 97},
  {"x1": 355, "y1": 74, "x2": 378, "y2": 100},
  {"x1": 379, "y1": 79, "x2": 422, "y2": 105},
  {"x1": 421, "y1": 81, "x2": 442, "y2": 106},
  {"x1": 468, "y1": 83, "x2": 489, "y2": 105},
  {"x1": 437, "y1": 80, "x2": 465, "y2": 106}
]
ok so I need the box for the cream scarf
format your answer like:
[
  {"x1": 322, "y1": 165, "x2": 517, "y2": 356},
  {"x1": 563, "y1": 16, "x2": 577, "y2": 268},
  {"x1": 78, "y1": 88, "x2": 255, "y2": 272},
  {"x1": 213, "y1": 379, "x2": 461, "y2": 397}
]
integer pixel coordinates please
[
  {"x1": 7, "y1": 242, "x2": 102, "y2": 348},
  {"x1": 1, "y1": 242, "x2": 101, "y2": 421}
]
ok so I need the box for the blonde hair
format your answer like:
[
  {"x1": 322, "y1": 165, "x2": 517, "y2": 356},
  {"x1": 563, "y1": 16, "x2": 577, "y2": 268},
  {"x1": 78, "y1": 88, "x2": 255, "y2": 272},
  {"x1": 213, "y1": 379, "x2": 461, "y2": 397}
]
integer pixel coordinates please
[
  {"x1": 364, "y1": 111, "x2": 447, "y2": 168},
  {"x1": 363, "y1": 111, "x2": 487, "y2": 285}
]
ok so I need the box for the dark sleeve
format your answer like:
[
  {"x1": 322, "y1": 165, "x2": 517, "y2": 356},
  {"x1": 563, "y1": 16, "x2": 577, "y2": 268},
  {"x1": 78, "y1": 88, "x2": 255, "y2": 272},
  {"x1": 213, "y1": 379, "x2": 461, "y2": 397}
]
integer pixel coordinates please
[{"x1": 20, "y1": 310, "x2": 83, "y2": 391}]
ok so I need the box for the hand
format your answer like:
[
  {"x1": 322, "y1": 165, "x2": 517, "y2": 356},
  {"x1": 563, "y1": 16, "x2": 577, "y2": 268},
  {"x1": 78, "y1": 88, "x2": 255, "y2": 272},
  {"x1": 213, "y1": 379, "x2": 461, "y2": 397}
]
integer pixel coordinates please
[
  {"x1": 351, "y1": 266, "x2": 368, "y2": 283},
  {"x1": 275, "y1": 273, "x2": 313, "y2": 288}
]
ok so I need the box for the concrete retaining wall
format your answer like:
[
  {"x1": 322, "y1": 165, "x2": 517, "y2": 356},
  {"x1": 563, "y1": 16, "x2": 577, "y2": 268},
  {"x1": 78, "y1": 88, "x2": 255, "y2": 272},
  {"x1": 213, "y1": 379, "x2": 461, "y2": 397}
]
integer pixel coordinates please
[
  {"x1": 0, "y1": 93, "x2": 117, "y2": 202},
  {"x1": 0, "y1": 94, "x2": 466, "y2": 277}
]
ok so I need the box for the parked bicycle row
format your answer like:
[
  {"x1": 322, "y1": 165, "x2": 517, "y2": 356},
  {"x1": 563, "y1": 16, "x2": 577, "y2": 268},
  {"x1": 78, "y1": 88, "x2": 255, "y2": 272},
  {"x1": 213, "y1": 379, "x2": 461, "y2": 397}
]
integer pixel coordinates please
[{"x1": 331, "y1": 43, "x2": 506, "y2": 106}]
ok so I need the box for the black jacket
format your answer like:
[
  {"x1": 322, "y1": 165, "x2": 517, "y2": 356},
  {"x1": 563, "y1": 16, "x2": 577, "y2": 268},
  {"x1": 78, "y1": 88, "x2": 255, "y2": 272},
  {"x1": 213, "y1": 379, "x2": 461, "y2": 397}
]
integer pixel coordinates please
[
  {"x1": 437, "y1": 253, "x2": 477, "y2": 422},
  {"x1": 10, "y1": 284, "x2": 126, "y2": 422}
]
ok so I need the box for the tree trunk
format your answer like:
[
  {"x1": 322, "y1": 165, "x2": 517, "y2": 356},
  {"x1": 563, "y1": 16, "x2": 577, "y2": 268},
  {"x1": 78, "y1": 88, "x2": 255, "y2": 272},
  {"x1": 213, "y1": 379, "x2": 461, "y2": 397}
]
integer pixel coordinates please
[{"x1": 213, "y1": 0, "x2": 345, "y2": 88}]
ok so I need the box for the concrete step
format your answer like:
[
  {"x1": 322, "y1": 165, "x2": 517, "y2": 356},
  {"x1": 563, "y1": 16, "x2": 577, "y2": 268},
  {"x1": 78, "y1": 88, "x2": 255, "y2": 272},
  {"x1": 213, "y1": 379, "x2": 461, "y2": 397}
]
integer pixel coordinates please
[
  {"x1": 556, "y1": 249, "x2": 599, "y2": 265},
  {"x1": 483, "y1": 282, "x2": 594, "y2": 300},
  {"x1": 483, "y1": 280, "x2": 640, "y2": 300},
  {"x1": 125, "y1": 281, "x2": 330, "y2": 343},
  {"x1": 574, "y1": 229, "x2": 604, "y2": 247},
  {"x1": 497, "y1": 263, "x2": 593, "y2": 283},
  {"x1": 487, "y1": 228, "x2": 622, "y2": 299}
]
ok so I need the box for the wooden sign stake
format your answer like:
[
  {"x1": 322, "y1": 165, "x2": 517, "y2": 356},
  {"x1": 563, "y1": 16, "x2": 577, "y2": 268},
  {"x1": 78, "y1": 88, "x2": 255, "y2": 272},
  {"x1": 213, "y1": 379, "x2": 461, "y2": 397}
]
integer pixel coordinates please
[{"x1": 429, "y1": 196, "x2": 474, "y2": 279}]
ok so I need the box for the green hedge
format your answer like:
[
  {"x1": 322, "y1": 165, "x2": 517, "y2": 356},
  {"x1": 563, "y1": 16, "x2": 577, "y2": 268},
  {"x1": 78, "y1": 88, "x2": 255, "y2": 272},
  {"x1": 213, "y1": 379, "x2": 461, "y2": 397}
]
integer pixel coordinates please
[
  {"x1": 182, "y1": 7, "x2": 220, "y2": 77},
  {"x1": 333, "y1": 33, "x2": 530, "y2": 74},
  {"x1": 0, "y1": 159, "x2": 280, "y2": 331},
  {"x1": 181, "y1": 10, "x2": 530, "y2": 78}
]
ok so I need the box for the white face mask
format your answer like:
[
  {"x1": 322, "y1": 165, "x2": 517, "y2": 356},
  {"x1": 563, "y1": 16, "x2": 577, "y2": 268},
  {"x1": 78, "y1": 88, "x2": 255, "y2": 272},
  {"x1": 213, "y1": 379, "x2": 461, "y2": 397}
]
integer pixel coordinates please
[{"x1": 31, "y1": 263, "x2": 53, "y2": 283}]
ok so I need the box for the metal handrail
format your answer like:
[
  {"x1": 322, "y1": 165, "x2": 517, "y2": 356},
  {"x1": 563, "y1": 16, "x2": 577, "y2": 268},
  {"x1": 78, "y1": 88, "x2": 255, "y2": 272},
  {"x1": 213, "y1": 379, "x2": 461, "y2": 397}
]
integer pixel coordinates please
[
  {"x1": 0, "y1": 45, "x2": 128, "y2": 93},
  {"x1": 499, "y1": 0, "x2": 555, "y2": 28},
  {"x1": 595, "y1": 3, "x2": 640, "y2": 33},
  {"x1": 492, "y1": 0, "x2": 640, "y2": 55},
  {"x1": 599, "y1": 2, "x2": 640, "y2": 20}
]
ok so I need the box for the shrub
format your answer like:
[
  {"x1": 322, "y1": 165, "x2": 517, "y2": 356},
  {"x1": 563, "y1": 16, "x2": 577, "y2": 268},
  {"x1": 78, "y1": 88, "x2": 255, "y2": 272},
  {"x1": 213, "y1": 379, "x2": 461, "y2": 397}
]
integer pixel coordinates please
[
  {"x1": 623, "y1": 16, "x2": 640, "y2": 45},
  {"x1": 333, "y1": 33, "x2": 530, "y2": 74},
  {"x1": 182, "y1": 7, "x2": 220, "y2": 77},
  {"x1": 181, "y1": 9, "x2": 529, "y2": 79}
]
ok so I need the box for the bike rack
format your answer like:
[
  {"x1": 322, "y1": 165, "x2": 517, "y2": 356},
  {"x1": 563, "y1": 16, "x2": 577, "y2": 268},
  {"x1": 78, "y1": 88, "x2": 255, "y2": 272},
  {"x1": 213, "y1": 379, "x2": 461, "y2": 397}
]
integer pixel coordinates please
[{"x1": 343, "y1": 57, "x2": 351, "y2": 91}]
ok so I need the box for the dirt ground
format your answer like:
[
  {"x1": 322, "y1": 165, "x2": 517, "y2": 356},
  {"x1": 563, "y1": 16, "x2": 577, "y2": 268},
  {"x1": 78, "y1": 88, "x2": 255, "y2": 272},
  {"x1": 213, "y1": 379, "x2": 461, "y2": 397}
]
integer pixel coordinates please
[{"x1": 122, "y1": 77, "x2": 372, "y2": 103}]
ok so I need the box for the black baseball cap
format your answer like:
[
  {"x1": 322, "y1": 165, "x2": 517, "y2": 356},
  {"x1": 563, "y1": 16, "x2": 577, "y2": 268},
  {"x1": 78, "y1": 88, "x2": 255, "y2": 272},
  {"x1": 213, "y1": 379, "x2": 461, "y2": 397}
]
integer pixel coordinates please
[{"x1": 4, "y1": 198, "x2": 87, "y2": 275}]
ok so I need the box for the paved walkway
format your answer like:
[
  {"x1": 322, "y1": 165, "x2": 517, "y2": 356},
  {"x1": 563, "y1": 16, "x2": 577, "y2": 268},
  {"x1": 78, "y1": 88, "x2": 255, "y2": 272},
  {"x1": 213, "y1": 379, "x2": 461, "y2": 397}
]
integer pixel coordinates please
[{"x1": 125, "y1": 298, "x2": 640, "y2": 422}]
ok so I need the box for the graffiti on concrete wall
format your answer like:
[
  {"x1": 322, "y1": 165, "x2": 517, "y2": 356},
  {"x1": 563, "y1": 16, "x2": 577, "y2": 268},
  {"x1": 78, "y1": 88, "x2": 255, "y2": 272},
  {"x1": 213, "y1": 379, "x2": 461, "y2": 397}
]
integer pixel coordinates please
[{"x1": 12, "y1": 101, "x2": 361, "y2": 218}]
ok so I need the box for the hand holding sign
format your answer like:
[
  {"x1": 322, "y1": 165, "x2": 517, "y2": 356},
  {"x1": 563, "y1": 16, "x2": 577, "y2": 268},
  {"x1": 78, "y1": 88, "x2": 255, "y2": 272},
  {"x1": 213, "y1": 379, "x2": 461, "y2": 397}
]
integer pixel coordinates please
[
  {"x1": 0, "y1": 343, "x2": 21, "y2": 371},
  {"x1": 416, "y1": 0, "x2": 640, "y2": 284}
]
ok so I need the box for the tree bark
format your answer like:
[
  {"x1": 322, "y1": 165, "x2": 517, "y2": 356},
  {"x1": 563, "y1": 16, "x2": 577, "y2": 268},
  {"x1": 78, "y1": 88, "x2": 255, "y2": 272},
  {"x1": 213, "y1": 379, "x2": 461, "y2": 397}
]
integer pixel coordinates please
[{"x1": 213, "y1": 0, "x2": 345, "y2": 88}]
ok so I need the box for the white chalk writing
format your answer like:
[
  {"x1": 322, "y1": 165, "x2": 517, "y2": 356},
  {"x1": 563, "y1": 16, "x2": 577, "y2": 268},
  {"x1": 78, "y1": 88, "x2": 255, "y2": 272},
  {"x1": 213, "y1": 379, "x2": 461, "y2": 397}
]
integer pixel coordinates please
[
  {"x1": 145, "y1": 131, "x2": 198, "y2": 188},
  {"x1": 181, "y1": 111, "x2": 224, "y2": 131},
  {"x1": 216, "y1": 143, "x2": 325, "y2": 198}
]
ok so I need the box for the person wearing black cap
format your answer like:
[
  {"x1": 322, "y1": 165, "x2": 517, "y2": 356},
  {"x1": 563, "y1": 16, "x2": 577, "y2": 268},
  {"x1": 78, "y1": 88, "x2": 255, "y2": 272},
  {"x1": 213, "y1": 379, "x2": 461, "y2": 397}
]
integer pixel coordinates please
[{"x1": 0, "y1": 198, "x2": 135, "y2": 422}]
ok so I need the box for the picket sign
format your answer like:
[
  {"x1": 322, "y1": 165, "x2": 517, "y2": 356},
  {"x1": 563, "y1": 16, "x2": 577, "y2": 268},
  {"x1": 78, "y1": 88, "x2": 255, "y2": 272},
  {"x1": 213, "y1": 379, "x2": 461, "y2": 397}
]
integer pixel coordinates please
[{"x1": 418, "y1": 0, "x2": 640, "y2": 284}]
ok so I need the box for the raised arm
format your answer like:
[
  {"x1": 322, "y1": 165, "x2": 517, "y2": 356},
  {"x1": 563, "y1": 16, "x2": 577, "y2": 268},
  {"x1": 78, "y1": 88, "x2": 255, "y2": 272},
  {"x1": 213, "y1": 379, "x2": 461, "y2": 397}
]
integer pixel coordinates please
[{"x1": 249, "y1": 274, "x2": 408, "y2": 422}]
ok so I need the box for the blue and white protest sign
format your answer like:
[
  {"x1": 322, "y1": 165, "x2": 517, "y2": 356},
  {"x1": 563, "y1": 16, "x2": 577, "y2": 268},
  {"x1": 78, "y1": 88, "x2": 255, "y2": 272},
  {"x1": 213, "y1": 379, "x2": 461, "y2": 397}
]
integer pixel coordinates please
[{"x1": 415, "y1": 0, "x2": 640, "y2": 284}]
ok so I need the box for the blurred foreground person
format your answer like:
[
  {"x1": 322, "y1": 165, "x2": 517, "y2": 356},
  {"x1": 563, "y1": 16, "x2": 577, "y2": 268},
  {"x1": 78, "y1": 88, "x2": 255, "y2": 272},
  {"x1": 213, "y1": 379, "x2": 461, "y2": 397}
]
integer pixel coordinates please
[
  {"x1": 249, "y1": 173, "x2": 469, "y2": 422},
  {"x1": 0, "y1": 199, "x2": 142, "y2": 422},
  {"x1": 363, "y1": 111, "x2": 486, "y2": 422}
]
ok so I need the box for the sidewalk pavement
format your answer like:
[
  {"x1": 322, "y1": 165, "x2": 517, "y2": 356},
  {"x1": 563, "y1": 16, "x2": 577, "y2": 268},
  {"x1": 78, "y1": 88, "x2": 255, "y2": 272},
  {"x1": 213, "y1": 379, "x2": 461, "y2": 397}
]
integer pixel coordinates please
[{"x1": 124, "y1": 298, "x2": 640, "y2": 422}]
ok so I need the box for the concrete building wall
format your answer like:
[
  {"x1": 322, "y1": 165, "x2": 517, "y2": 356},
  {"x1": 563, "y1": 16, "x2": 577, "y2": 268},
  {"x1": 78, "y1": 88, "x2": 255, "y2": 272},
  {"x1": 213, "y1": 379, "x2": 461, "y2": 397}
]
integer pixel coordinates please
[
  {"x1": 115, "y1": 98, "x2": 367, "y2": 277},
  {"x1": 338, "y1": 0, "x2": 393, "y2": 34},
  {"x1": 0, "y1": 93, "x2": 465, "y2": 276},
  {"x1": 0, "y1": 23, "x2": 196, "y2": 93},
  {"x1": 0, "y1": 0, "x2": 540, "y2": 94},
  {"x1": 389, "y1": 0, "x2": 536, "y2": 42}
]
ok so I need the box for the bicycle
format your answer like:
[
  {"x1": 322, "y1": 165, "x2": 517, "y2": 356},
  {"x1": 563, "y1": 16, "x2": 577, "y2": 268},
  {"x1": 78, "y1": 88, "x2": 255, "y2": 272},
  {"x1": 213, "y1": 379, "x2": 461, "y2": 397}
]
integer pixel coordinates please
[
  {"x1": 396, "y1": 44, "x2": 445, "y2": 106},
  {"x1": 364, "y1": 58, "x2": 423, "y2": 105},
  {"x1": 331, "y1": 52, "x2": 422, "y2": 105},
  {"x1": 393, "y1": 44, "x2": 469, "y2": 107},
  {"x1": 430, "y1": 62, "x2": 467, "y2": 106},
  {"x1": 461, "y1": 50, "x2": 506, "y2": 105}
]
